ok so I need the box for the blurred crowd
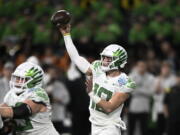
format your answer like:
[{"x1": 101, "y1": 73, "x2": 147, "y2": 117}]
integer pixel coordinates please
[{"x1": 0, "y1": 0, "x2": 179, "y2": 135}]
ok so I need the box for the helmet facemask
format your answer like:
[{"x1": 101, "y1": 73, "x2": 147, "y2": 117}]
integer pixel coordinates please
[{"x1": 10, "y1": 75, "x2": 31, "y2": 94}]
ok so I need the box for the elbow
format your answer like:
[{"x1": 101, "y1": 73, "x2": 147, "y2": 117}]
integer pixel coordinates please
[
  {"x1": 103, "y1": 107, "x2": 114, "y2": 114},
  {"x1": 106, "y1": 109, "x2": 113, "y2": 113},
  {"x1": 103, "y1": 103, "x2": 124, "y2": 114}
]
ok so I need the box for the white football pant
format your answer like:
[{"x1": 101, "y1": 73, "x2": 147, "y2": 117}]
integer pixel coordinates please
[{"x1": 91, "y1": 124, "x2": 121, "y2": 135}]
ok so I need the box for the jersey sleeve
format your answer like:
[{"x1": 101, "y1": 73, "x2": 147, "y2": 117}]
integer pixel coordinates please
[
  {"x1": 116, "y1": 73, "x2": 136, "y2": 93},
  {"x1": 28, "y1": 88, "x2": 49, "y2": 106},
  {"x1": 3, "y1": 91, "x2": 18, "y2": 106},
  {"x1": 3, "y1": 91, "x2": 11, "y2": 104}
]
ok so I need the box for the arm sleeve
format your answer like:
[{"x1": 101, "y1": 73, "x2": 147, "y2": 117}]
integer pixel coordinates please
[
  {"x1": 12, "y1": 103, "x2": 32, "y2": 119},
  {"x1": 63, "y1": 35, "x2": 90, "y2": 73}
]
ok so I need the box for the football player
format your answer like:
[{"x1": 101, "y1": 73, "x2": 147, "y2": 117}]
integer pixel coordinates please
[
  {"x1": 59, "y1": 24, "x2": 136, "y2": 135},
  {"x1": 0, "y1": 62, "x2": 59, "y2": 135}
]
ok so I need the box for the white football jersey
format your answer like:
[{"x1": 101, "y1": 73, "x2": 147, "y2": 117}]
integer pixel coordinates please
[
  {"x1": 89, "y1": 60, "x2": 135, "y2": 130},
  {"x1": 4, "y1": 87, "x2": 59, "y2": 135}
]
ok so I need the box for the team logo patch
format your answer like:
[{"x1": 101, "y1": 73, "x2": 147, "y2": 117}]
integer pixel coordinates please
[{"x1": 118, "y1": 77, "x2": 127, "y2": 86}]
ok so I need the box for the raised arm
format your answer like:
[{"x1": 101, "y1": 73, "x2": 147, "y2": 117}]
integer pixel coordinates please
[{"x1": 59, "y1": 25, "x2": 92, "y2": 75}]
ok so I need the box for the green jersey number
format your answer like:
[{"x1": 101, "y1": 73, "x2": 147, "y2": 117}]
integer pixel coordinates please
[
  {"x1": 14, "y1": 102, "x2": 33, "y2": 132},
  {"x1": 91, "y1": 83, "x2": 113, "y2": 113}
]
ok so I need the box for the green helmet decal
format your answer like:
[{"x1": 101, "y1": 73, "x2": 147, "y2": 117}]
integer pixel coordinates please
[
  {"x1": 113, "y1": 49, "x2": 127, "y2": 59},
  {"x1": 113, "y1": 49, "x2": 122, "y2": 57},
  {"x1": 25, "y1": 67, "x2": 43, "y2": 88},
  {"x1": 111, "y1": 49, "x2": 127, "y2": 68}
]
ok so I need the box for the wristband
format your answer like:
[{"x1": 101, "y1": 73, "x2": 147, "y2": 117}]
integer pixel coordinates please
[
  {"x1": 89, "y1": 92, "x2": 101, "y2": 104},
  {"x1": 63, "y1": 33, "x2": 70, "y2": 36}
]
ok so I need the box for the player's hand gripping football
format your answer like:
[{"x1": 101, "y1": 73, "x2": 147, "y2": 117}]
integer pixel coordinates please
[
  {"x1": 51, "y1": 10, "x2": 71, "y2": 35},
  {"x1": 85, "y1": 76, "x2": 93, "y2": 94},
  {"x1": 59, "y1": 24, "x2": 71, "y2": 35}
]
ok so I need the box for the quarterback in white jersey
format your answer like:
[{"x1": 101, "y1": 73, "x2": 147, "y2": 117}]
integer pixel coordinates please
[
  {"x1": 59, "y1": 24, "x2": 136, "y2": 135},
  {"x1": 0, "y1": 62, "x2": 59, "y2": 135}
]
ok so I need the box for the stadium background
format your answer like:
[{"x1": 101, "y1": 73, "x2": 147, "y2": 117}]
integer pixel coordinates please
[{"x1": 0, "y1": 0, "x2": 179, "y2": 135}]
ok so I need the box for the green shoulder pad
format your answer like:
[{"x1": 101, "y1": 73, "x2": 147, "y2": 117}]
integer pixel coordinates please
[
  {"x1": 126, "y1": 78, "x2": 136, "y2": 89},
  {"x1": 34, "y1": 88, "x2": 49, "y2": 101},
  {"x1": 92, "y1": 60, "x2": 101, "y2": 71}
]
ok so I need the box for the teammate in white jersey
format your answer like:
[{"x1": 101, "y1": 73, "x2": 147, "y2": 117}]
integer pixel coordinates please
[
  {"x1": 59, "y1": 24, "x2": 136, "y2": 135},
  {"x1": 0, "y1": 61, "x2": 59, "y2": 135}
]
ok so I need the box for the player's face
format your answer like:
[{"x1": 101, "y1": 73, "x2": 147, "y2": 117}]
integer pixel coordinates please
[
  {"x1": 102, "y1": 56, "x2": 112, "y2": 67},
  {"x1": 11, "y1": 75, "x2": 29, "y2": 88},
  {"x1": 15, "y1": 76, "x2": 25, "y2": 83}
]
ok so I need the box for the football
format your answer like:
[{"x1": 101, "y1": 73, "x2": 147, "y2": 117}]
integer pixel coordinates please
[{"x1": 51, "y1": 10, "x2": 71, "y2": 28}]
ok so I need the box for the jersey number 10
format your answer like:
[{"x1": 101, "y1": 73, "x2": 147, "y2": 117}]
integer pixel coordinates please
[{"x1": 91, "y1": 83, "x2": 113, "y2": 114}]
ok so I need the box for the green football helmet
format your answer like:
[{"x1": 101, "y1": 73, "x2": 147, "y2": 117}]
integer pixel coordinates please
[
  {"x1": 10, "y1": 62, "x2": 44, "y2": 94},
  {"x1": 100, "y1": 44, "x2": 127, "y2": 72}
]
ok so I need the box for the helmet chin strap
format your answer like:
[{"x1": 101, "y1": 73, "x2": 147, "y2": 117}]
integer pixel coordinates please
[
  {"x1": 101, "y1": 65, "x2": 119, "y2": 72},
  {"x1": 10, "y1": 81, "x2": 27, "y2": 94},
  {"x1": 101, "y1": 59, "x2": 119, "y2": 72},
  {"x1": 104, "y1": 60, "x2": 127, "y2": 72},
  {"x1": 11, "y1": 87, "x2": 24, "y2": 95}
]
